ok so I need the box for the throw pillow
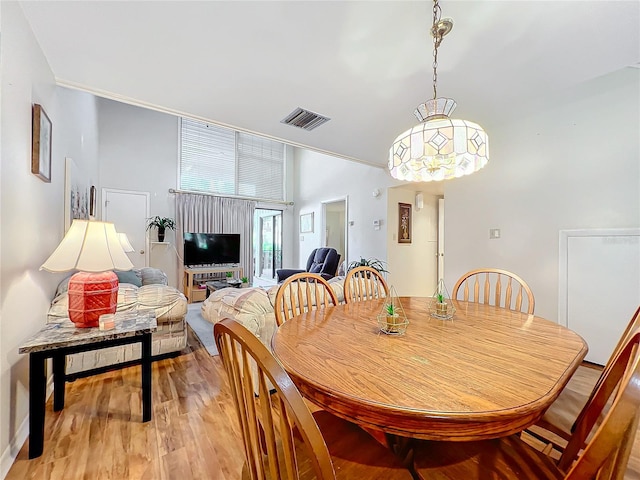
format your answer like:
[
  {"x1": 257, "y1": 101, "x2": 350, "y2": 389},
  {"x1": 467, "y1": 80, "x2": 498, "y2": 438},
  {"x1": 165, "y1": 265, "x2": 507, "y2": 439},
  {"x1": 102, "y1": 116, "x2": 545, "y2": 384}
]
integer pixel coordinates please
[
  {"x1": 116, "y1": 270, "x2": 143, "y2": 287},
  {"x1": 139, "y1": 267, "x2": 168, "y2": 286}
]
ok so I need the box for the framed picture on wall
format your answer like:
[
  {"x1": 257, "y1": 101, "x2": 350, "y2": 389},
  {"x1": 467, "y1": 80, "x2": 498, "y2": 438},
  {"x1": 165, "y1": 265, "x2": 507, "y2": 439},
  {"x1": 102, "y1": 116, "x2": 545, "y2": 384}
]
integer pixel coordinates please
[
  {"x1": 398, "y1": 203, "x2": 412, "y2": 243},
  {"x1": 31, "y1": 104, "x2": 52, "y2": 182},
  {"x1": 64, "y1": 157, "x2": 90, "y2": 231},
  {"x1": 300, "y1": 212, "x2": 314, "y2": 233}
]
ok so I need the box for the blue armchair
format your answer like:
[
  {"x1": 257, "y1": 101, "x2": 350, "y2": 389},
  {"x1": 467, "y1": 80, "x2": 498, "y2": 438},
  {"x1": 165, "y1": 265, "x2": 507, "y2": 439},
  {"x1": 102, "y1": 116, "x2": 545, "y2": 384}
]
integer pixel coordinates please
[{"x1": 276, "y1": 247, "x2": 341, "y2": 283}]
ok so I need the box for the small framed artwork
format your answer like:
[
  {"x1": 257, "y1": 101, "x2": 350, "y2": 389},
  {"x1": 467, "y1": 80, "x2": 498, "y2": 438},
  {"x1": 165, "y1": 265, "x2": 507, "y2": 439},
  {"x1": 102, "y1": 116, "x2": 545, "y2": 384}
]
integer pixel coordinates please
[
  {"x1": 64, "y1": 157, "x2": 90, "y2": 231},
  {"x1": 31, "y1": 104, "x2": 52, "y2": 182},
  {"x1": 300, "y1": 212, "x2": 314, "y2": 233},
  {"x1": 398, "y1": 203, "x2": 412, "y2": 243}
]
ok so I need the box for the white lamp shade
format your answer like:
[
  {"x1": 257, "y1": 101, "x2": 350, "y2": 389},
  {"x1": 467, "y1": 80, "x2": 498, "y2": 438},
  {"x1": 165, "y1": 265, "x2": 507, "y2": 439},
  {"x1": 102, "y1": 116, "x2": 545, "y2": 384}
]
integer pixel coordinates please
[
  {"x1": 117, "y1": 232, "x2": 135, "y2": 253},
  {"x1": 41, "y1": 219, "x2": 134, "y2": 273}
]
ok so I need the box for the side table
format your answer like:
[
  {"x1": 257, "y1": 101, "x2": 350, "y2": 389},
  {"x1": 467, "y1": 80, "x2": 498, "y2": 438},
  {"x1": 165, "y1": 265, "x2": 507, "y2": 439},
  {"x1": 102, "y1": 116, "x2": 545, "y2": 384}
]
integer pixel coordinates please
[{"x1": 18, "y1": 310, "x2": 157, "y2": 458}]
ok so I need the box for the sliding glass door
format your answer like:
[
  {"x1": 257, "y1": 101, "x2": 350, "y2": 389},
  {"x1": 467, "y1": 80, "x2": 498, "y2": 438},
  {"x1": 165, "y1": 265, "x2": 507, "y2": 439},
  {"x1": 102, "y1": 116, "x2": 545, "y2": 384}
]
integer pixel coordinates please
[{"x1": 253, "y1": 209, "x2": 282, "y2": 282}]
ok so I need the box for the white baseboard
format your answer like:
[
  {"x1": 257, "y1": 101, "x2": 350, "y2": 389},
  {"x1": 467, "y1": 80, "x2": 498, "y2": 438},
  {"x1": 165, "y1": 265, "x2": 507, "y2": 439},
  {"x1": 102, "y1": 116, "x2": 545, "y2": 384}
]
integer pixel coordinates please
[
  {"x1": 1, "y1": 375, "x2": 54, "y2": 479},
  {"x1": 0, "y1": 414, "x2": 28, "y2": 480}
]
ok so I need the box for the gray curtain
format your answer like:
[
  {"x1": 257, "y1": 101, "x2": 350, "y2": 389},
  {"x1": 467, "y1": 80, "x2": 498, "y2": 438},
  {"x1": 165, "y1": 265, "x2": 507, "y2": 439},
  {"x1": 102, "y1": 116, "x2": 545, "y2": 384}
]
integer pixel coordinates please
[{"x1": 175, "y1": 192, "x2": 255, "y2": 289}]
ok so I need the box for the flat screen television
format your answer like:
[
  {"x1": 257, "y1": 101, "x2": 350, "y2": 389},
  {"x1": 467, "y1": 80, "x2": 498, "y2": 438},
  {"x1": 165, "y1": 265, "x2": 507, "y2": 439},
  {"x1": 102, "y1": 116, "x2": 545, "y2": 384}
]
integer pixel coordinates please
[{"x1": 183, "y1": 233, "x2": 241, "y2": 266}]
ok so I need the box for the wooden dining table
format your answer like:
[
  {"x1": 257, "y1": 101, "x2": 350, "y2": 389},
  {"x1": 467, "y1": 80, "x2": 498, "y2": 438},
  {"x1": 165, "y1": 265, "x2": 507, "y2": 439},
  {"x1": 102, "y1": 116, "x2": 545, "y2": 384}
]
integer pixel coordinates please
[{"x1": 271, "y1": 297, "x2": 588, "y2": 441}]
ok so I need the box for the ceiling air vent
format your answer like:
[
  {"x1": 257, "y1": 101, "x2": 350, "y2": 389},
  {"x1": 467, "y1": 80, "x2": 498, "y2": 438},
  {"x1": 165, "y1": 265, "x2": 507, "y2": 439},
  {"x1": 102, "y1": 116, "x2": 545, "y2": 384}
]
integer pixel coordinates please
[{"x1": 280, "y1": 107, "x2": 330, "y2": 131}]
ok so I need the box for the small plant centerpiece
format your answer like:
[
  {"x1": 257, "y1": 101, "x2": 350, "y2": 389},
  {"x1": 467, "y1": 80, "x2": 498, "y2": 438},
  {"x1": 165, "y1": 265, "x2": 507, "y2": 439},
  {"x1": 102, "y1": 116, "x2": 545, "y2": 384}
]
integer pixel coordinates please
[
  {"x1": 436, "y1": 293, "x2": 447, "y2": 316},
  {"x1": 377, "y1": 286, "x2": 408, "y2": 335},
  {"x1": 226, "y1": 272, "x2": 233, "y2": 278},
  {"x1": 146, "y1": 216, "x2": 175, "y2": 242},
  {"x1": 385, "y1": 303, "x2": 399, "y2": 333},
  {"x1": 430, "y1": 279, "x2": 455, "y2": 320},
  {"x1": 241, "y1": 276, "x2": 249, "y2": 287}
]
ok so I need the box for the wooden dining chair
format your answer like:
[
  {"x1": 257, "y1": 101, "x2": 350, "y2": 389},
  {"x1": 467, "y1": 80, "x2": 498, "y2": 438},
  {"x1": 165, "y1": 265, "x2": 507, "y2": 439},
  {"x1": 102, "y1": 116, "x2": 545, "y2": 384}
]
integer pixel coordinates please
[
  {"x1": 452, "y1": 268, "x2": 535, "y2": 314},
  {"x1": 410, "y1": 331, "x2": 640, "y2": 479},
  {"x1": 343, "y1": 266, "x2": 389, "y2": 303},
  {"x1": 527, "y1": 306, "x2": 640, "y2": 446},
  {"x1": 214, "y1": 318, "x2": 412, "y2": 480},
  {"x1": 274, "y1": 272, "x2": 338, "y2": 327}
]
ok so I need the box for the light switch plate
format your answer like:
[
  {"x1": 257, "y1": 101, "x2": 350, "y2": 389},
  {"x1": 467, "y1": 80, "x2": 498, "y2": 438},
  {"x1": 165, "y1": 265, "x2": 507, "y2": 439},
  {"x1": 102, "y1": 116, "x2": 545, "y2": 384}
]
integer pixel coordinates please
[{"x1": 489, "y1": 228, "x2": 501, "y2": 239}]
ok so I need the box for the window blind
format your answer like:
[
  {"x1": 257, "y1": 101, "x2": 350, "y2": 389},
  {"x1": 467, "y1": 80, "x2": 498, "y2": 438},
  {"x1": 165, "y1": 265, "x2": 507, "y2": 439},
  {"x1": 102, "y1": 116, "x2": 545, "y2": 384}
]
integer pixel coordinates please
[{"x1": 180, "y1": 118, "x2": 285, "y2": 201}]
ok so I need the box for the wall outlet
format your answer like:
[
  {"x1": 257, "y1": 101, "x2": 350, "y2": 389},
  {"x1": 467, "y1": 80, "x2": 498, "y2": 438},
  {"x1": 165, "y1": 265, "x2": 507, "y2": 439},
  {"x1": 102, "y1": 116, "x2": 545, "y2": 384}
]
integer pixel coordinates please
[{"x1": 489, "y1": 228, "x2": 501, "y2": 239}]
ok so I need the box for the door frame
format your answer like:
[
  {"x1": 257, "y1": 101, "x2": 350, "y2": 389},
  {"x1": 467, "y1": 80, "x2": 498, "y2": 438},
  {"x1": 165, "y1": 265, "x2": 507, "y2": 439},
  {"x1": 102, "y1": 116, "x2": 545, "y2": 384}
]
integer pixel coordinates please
[
  {"x1": 321, "y1": 196, "x2": 348, "y2": 267},
  {"x1": 254, "y1": 207, "x2": 283, "y2": 281}
]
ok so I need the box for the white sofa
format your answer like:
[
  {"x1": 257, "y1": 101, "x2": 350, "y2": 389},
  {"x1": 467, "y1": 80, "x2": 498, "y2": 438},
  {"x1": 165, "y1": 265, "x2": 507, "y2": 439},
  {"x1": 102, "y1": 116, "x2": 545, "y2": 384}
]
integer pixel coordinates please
[
  {"x1": 201, "y1": 276, "x2": 346, "y2": 350},
  {"x1": 47, "y1": 268, "x2": 188, "y2": 376}
]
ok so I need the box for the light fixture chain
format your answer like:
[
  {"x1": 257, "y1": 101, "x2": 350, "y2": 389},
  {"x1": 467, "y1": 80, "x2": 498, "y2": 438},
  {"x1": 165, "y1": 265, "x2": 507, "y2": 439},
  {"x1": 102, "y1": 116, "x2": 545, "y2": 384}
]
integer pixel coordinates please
[{"x1": 432, "y1": 0, "x2": 442, "y2": 100}]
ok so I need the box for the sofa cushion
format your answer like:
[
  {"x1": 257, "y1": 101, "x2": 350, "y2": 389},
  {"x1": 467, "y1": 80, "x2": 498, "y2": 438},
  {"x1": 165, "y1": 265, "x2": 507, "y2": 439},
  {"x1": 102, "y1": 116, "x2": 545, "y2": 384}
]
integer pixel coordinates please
[
  {"x1": 116, "y1": 270, "x2": 143, "y2": 287},
  {"x1": 136, "y1": 267, "x2": 168, "y2": 286},
  {"x1": 48, "y1": 283, "x2": 187, "y2": 326}
]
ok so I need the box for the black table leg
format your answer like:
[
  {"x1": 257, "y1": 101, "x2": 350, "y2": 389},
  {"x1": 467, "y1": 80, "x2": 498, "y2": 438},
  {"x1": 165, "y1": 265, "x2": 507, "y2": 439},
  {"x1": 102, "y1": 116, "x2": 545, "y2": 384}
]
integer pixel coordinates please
[
  {"x1": 141, "y1": 333, "x2": 152, "y2": 422},
  {"x1": 28, "y1": 352, "x2": 46, "y2": 459},
  {"x1": 52, "y1": 353, "x2": 66, "y2": 411}
]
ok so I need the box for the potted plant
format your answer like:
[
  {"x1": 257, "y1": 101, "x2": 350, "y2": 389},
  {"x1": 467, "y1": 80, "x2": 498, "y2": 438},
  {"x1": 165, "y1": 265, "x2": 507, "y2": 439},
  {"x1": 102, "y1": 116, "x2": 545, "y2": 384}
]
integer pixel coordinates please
[
  {"x1": 241, "y1": 276, "x2": 249, "y2": 287},
  {"x1": 146, "y1": 216, "x2": 175, "y2": 242},
  {"x1": 347, "y1": 257, "x2": 388, "y2": 274},
  {"x1": 436, "y1": 293, "x2": 448, "y2": 317},
  {"x1": 385, "y1": 303, "x2": 399, "y2": 333}
]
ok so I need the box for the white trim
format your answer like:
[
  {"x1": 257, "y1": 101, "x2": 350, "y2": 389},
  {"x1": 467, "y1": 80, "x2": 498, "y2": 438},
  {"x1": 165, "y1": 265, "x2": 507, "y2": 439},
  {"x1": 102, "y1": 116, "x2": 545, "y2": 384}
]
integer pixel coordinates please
[
  {"x1": 320, "y1": 196, "x2": 349, "y2": 265},
  {"x1": 1, "y1": 415, "x2": 28, "y2": 479},
  {"x1": 558, "y1": 228, "x2": 640, "y2": 327},
  {"x1": 1, "y1": 377, "x2": 53, "y2": 478}
]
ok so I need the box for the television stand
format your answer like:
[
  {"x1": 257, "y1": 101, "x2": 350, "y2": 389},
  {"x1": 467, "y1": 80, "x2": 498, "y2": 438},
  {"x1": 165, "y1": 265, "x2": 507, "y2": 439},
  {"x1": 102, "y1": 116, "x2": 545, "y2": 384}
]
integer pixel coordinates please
[{"x1": 183, "y1": 266, "x2": 243, "y2": 303}]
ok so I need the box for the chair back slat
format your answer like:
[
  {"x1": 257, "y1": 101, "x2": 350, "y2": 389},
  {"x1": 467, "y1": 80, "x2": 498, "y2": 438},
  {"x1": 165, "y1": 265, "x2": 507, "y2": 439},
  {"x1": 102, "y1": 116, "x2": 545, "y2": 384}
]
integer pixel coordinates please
[
  {"x1": 594, "y1": 306, "x2": 640, "y2": 394},
  {"x1": 275, "y1": 273, "x2": 338, "y2": 326},
  {"x1": 215, "y1": 319, "x2": 337, "y2": 480},
  {"x1": 452, "y1": 268, "x2": 535, "y2": 314},
  {"x1": 494, "y1": 274, "x2": 502, "y2": 306},
  {"x1": 344, "y1": 266, "x2": 389, "y2": 303},
  {"x1": 560, "y1": 328, "x2": 640, "y2": 474}
]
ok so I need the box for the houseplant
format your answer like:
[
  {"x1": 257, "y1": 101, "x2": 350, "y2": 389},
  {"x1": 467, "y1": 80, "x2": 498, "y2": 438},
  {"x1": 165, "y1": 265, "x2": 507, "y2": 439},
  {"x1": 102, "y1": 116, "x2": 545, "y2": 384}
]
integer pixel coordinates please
[
  {"x1": 430, "y1": 279, "x2": 455, "y2": 319},
  {"x1": 347, "y1": 257, "x2": 388, "y2": 274},
  {"x1": 436, "y1": 293, "x2": 448, "y2": 316},
  {"x1": 146, "y1": 216, "x2": 175, "y2": 242},
  {"x1": 385, "y1": 303, "x2": 399, "y2": 333}
]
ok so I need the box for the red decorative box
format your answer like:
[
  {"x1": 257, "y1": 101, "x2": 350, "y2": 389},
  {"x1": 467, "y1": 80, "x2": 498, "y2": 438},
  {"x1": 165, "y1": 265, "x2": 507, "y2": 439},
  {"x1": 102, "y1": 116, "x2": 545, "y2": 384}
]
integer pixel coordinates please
[{"x1": 68, "y1": 271, "x2": 119, "y2": 328}]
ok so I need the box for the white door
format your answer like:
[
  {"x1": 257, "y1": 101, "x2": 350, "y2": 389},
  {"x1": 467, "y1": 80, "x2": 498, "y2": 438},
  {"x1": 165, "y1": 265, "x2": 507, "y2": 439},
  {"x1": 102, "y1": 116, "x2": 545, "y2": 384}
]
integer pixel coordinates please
[
  {"x1": 321, "y1": 198, "x2": 348, "y2": 269},
  {"x1": 437, "y1": 198, "x2": 445, "y2": 281},
  {"x1": 103, "y1": 189, "x2": 150, "y2": 268},
  {"x1": 560, "y1": 229, "x2": 640, "y2": 365}
]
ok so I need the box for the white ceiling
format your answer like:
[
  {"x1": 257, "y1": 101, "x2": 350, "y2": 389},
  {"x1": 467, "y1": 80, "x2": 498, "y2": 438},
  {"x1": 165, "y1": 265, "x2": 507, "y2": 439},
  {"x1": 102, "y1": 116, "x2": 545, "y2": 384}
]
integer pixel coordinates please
[{"x1": 20, "y1": 1, "x2": 640, "y2": 169}]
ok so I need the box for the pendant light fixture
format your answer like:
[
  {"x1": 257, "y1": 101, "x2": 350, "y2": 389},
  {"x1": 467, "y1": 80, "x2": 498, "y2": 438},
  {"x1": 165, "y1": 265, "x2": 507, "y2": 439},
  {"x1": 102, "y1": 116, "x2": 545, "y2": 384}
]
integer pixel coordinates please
[{"x1": 388, "y1": 0, "x2": 489, "y2": 182}]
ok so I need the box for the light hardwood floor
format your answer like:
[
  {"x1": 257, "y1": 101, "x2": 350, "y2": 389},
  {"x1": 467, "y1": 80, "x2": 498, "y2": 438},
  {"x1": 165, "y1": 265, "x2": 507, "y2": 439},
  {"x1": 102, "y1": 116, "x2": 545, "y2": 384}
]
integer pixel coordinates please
[{"x1": 6, "y1": 329, "x2": 640, "y2": 479}]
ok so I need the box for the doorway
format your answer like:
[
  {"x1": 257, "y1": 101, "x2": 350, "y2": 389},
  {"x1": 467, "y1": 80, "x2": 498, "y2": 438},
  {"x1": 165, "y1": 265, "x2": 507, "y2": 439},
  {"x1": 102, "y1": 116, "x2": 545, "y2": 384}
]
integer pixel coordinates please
[
  {"x1": 253, "y1": 208, "x2": 282, "y2": 283},
  {"x1": 102, "y1": 188, "x2": 150, "y2": 268},
  {"x1": 321, "y1": 197, "x2": 348, "y2": 270}
]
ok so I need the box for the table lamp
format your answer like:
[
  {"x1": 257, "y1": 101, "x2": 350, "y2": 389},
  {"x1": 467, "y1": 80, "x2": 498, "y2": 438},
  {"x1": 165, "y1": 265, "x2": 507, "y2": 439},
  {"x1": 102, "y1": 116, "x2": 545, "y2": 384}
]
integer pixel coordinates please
[
  {"x1": 117, "y1": 232, "x2": 135, "y2": 253},
  {"x1": 41, "y1": 219, "x2": 133, "y2": 328}
]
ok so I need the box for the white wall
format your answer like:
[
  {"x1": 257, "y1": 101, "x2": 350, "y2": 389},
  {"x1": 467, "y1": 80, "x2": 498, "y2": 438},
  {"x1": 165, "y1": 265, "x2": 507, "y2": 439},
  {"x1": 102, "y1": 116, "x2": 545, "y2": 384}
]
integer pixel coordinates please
[
  {"x1": 0, "y1": 4, "x2": 99, "y2": 475},
  {"x1": 97, "y1": 97, "x2": 180, "y2": 285},
  {"x1": 97, "y1": 98, "x2": 297, "y2": 286},
  {"x1": 444, "y1": 67, "x2": 640, "y2": 322},
  {"x1": 294, "y1": 149, "x2": 396, "y2": 269}
]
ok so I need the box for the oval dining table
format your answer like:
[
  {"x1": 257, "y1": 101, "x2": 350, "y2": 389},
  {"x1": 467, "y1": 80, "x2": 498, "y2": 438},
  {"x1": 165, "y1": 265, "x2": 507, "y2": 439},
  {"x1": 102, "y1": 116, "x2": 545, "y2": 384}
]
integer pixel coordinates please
[{"x1": 271, "y1": 297, "x2": 588, "y2": 441}]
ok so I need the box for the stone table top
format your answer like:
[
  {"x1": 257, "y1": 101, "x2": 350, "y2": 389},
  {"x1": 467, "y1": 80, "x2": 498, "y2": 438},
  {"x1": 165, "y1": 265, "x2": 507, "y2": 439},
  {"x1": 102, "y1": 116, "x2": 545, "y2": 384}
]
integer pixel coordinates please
[{"x1": 18, "y1": 309, "x2": 158, "y2": 354}]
